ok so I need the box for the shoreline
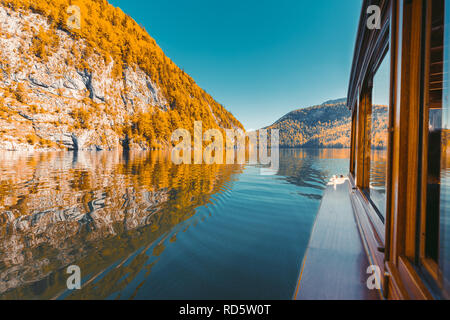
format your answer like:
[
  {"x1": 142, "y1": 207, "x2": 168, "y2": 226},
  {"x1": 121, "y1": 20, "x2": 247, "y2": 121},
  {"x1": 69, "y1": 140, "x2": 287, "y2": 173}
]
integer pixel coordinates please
[{"x1": 0, "y1": 146, "x2": 352, "y2": 152}]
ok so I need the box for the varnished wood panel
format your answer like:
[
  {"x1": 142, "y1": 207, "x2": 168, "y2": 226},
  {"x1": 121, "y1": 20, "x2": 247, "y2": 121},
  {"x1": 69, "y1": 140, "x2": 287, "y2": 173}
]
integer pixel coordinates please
[{"x1": 398, "y1": 257, "x2": 434, "y2": 299}]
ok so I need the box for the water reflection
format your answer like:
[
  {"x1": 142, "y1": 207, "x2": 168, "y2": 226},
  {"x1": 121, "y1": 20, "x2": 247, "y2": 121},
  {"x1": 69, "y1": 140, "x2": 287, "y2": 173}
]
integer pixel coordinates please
[
  {"x1": 278, "y1": 149, "x2": 349, "y2": 200},
  {"x1": 369, "y1": 149, "x2": 388, "y2": 219},
  {"x1": 0, "y1": 149, "x2": 348, "y2": 299},
  {"x1": 0, "y1": 151, "x2": 243, "y2": 299},
  {"x1": 370, "y1": 48, "x2": 390, "y2": 220}
]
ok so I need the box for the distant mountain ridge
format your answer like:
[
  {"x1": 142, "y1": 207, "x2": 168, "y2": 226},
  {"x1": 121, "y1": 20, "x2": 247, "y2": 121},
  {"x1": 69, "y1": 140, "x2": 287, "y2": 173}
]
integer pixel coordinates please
[
  {"x1": 265, "y1": 99, "x2": 388, "y2": 148},
  {"x1": 320, "y1": 98, "x2": 347, "y2": 106}
]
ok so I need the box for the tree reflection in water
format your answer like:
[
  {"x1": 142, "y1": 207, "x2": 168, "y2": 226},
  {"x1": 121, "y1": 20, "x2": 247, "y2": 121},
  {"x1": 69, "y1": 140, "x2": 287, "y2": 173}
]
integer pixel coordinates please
[{"x1": 0, "y1": 151, "x2": 243, "y2": 299}]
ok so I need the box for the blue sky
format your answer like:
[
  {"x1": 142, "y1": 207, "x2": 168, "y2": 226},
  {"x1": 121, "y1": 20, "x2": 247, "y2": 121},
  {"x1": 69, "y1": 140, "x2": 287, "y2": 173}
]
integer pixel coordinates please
[{"x1": 109, "y1": 0, "x2": 362, "y2": 129}]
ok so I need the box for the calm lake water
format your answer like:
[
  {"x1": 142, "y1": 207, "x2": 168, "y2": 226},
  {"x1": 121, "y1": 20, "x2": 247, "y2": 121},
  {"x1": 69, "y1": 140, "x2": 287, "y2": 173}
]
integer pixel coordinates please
[{"x1": 0, "y1": 149, "x2": 349, "y2": 300}]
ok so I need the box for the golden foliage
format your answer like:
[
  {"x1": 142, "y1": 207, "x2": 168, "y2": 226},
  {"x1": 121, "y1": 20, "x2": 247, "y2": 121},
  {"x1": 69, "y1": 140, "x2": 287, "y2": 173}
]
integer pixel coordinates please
[
  {"x1": 70, "y1": 106, "x2": 91, "y2": 129},
  {"x1": 0, "y1": 97, "x2": 12, "y2": 118},
  {"x1": 14, "y1": 83, "x2": 27, "y2": 103},
  {"x1": 26, "y1": 133, "x2": 38, "y2": 144}
]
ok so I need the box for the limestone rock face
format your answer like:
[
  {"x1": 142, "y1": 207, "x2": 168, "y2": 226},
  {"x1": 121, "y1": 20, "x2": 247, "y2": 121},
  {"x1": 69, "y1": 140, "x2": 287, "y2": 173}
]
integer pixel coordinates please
[{"x1": 0, "y1": 6, "x2": 170, "y2": 151}]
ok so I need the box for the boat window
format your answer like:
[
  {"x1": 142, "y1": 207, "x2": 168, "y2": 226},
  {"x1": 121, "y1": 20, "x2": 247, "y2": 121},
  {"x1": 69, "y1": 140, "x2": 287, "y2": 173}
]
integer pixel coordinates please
[
  {"x1": 367, "y1": 52, "x2": 390, "y2": 221},
  {"x1": 421, "y1": 0, "x2": 449, "y2": 297},
  {"x1": 442, "y1": 0, "x2": 450, "y2": 297},
  {"x1": 350, "y1": 111, "x2": 357, "y2": 175}
]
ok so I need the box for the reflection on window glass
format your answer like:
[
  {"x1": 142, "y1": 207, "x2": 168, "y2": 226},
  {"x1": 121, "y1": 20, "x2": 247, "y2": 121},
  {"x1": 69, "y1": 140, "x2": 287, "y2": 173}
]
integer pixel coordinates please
[
  {"x1": 369, "y1": 52, "x2": 390, "y2": 220},
  {"x1": 424, "y1": 0, "x2": 449, "y2": 296},
  {"x1": 440, "y1": 0, "x2": 449, "y2": 297}
]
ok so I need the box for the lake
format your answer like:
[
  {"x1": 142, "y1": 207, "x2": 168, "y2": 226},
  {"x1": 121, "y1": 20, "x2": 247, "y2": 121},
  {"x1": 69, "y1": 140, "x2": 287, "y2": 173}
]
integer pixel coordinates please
[{"x1": 0, "y1": 148, "x2": 349, "y2": 300}]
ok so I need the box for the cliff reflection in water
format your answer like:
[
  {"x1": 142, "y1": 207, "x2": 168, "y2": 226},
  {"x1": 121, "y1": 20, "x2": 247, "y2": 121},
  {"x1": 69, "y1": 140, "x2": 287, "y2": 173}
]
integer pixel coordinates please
[
  {"x1": 0, "y1": 148, "x2": 349, "y2": 299},
  {"x1": 0, "y1": 151, "x2": 243, "y2": 299}
]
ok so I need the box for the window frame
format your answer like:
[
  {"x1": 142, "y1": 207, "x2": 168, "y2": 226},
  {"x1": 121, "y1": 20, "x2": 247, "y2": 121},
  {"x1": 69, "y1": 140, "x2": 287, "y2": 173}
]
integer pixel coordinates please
[
  {"x1": 350, "y1": 7, "x2": 392, "y2": 277},
  {"x1": 416, "y1": 0, "x2": 449, "y2": 298},
  {"x1": 385, "y1": 0, "x2": 444, "y2": 300},
  {"x1": 350, "y1": 109, "x2": 357, "y2": 176},
  {"x1": 362, "y1": 48, "x2": 392, "y2": 223}
]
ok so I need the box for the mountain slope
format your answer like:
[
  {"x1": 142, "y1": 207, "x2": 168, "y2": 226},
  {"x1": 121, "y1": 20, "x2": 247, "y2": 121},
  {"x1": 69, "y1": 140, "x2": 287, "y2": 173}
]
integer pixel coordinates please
[
  {"x1": 265, "y1": 99, "x2": 388, "y2": 148},
  {"x1": 0, "y1": 0, "x2": 243, "y2": 151}
]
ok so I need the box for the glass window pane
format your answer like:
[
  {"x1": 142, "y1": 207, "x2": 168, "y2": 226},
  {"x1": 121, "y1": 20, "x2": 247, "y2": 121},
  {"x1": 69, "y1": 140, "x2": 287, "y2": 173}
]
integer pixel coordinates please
[
  {"x1": 425, "y1": 0, "x2": 445, "y2": 263},
  {"x1": 424, "y1": 0, "x2": 449, "y2": 296},
  {"x1": 368, "y1": 53, "x2": 390, "y2": 220},
  {"x1": 351, "y1": 112, "x2": 357, "y2": 174},
  {"x1": 440, "y1": 0, "x2": 449, "y2": 296}
]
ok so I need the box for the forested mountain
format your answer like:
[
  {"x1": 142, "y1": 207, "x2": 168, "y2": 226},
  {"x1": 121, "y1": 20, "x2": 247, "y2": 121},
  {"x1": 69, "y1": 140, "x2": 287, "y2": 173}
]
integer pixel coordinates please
[
  {"x1": 0, "y1": 0, "x2": 243, "y2": 151},
  {"x1": 265, "y1": 99, "x2": 388, "y2": 148}
]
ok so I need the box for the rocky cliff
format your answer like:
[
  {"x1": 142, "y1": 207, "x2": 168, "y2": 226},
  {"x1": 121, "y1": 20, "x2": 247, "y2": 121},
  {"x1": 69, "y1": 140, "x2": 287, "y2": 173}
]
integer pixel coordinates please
[{"x1": 0, "y1": 0, "x2": 243, "y2": 151}]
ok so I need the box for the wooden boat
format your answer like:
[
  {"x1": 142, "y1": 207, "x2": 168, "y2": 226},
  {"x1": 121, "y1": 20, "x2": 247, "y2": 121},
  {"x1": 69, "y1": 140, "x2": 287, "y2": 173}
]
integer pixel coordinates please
[{"x1": 295, "y1": 0, "x2": 449, "y2": 300}]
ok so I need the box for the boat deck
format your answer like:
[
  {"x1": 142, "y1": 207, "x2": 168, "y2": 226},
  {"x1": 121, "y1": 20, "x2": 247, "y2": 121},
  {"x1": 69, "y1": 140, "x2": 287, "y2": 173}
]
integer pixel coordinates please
[{"x1": 294, "y1": 178, "x2": 380, "y2": 300}]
